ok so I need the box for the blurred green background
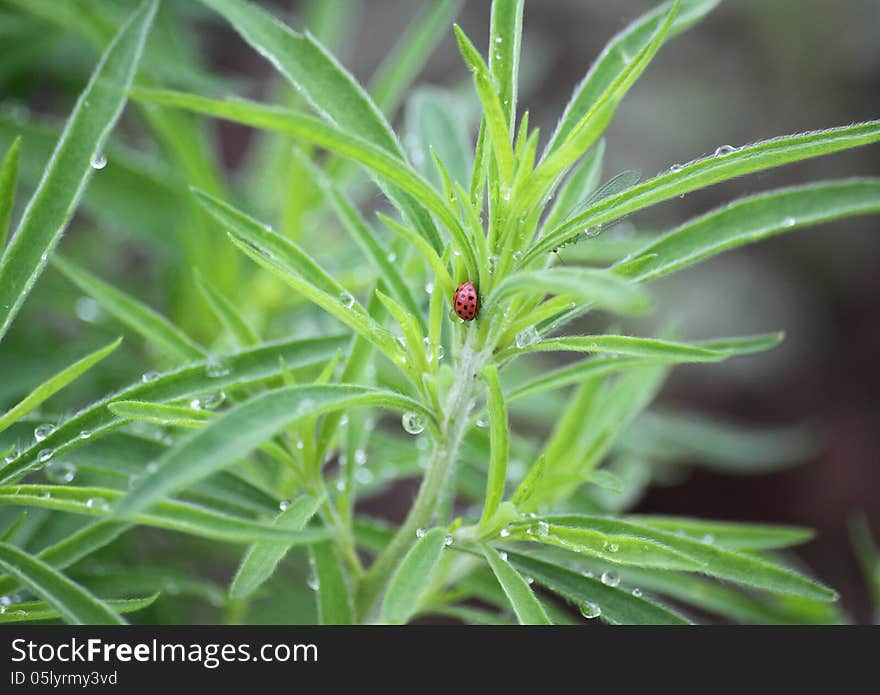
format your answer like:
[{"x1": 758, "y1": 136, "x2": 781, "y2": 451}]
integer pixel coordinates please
[{"x1": 1, "y1": 0, "x2": 878, "y2": 621}]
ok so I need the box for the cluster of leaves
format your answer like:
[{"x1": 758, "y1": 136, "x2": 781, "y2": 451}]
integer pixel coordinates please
[{"x1": 0, "y1": 0, "x2": 877, "y2": 625}]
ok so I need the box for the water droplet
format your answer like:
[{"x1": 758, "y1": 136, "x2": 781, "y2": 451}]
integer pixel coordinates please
[
  {"x1": 476, "y1": 418, "x2": 488, "y2": 428},
  {"x1": 146, "y1": 462, "x2": 159, "y2": 474},
  {"x1": 401, "y1": 412, "x2": 426, "y2": 435},
  {"x1": 279, "y1": 499, "x2": 290, "y2": 511},
  {"x1": 86, "y1": 497, "x2": 109, "y2": 512},
  {"x1": 607, "y1": 543, "x2": 619, "y2": 553},
  {"x1": 387, "y1": 251, "x2": 397, "y2": 262},
  {"x1": 34, "y1": 424, "x2": 54, "y2": 442},
  {"x1": 90, "y1": 152, "x2": 107, "y2": 170},
  {"x1": 37, "y1": 449, "x2": 55, "y2": 464},
  {"x1": 536, "y1": 520, "x2": 550, "y2": 537},
  {"x1": 295, "y1": 439, "x2": 304, "y2": 450},
  {"x1": 355, "y1": 467, "x2": 374, "y2": 484},
  {"x1": 502, "y1": 188, "x2": 511, "y2": 202},
  {"x1": 669, "y1": 164, "x2": 683, "y2": 173},
  {"x1": 44, "y1": 460, "x2": 76, "y2": 484},
  {"x1": 339, "y1": 414, "x2": 349, "y2": 427},
  {"x1": 339, "y1": 292, "x2": 356, "y2": 309},
  {"x1": 0, "y1": 595, "x2": 10, "y2": 606},
  {"x1": 495, "y1": 36, "x2": 502, "y2": 43},
  {"x1": 416, "y1": 528, "x2": 426, "y2": 538},
  {"x1": 335, "y1": 479, "x2": 345, "y2": 492},
  {"x1": 525, "y1": 576, "x2": 534, "y2": 585},
  {"x1": 205, "y1": 357, "x2": 230, "y2": 378},
  {"x1": 127, "y1": 473, "x2": 142, "y2": 490},
  {"x1": 714, "y1": 145, "x2": 736, "y2": 156},
  {"x1": 443, "y1": 534, "x2": 454, "y2": 547},
  {"x1": 424, "y1": 282, "x2": 434, "y2": 294},
  {"x1": 580, "y1": 601, "x2": 602, "y2": 619},
  {"x1": 499, "y1": 551, "x2": 508, "y2": 561},
  {"x1": 702, "y1": 533, "x2": 715, "y2": 544},
  {"x1": 487, "y1": 255, "x2": 499, "y2": 274},
  {"x1": 512, "y1": 250, "x2": 523, "y2": 262},
  {"x1": 141, "y1": 371, "x2": 160, "y2": 383},
  {"x1": 77, "y1": 430, "x2": 92, "y2": 441},
  {"x1": 499, "y1": 527, "x2": 510, "y2": 538},
  {"x1": 74, "y1": 296, "x2": 102, "y2": 323},
  {"x1": 40, "y1": 490, "x2": 52, "y2": 500},
  {"x1": 631, "y1": 588, "x2": 642, "y2": 597},
  {"x1": 354, "y1": 449, "x2": 367, "y2": 466},
  {"x1": 190, "y1": 392, "x2": 225, "y2": 411},
  {"x1": 515, "y1": 326, "x2": 541, "y2": 348},
  {"x1": 4, "y1": 450, "x2": 17, "y2": 464},
  {"x1": 600, "y1": 571, "x2": 620, "y2": 587},
  {"x1": 783, "y1": 216, "x2": 796, "y2": 227},
  {"x1": 307, "y1": 571, "x2": 320, "y2": 591}
]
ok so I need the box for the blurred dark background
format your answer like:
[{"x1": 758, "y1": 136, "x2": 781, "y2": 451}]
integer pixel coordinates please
[{"x1": 3, "y1": 0, "x2": 879, "y2": 622}]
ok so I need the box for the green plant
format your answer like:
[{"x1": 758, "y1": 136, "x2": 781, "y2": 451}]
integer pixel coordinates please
[{"x1": 0, "y1": 0, "x2": 877, "y2": 625}]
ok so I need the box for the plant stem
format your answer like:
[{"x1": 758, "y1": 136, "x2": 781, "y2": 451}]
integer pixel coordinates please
[{"x1": 355, "y1": 331, "x2": 489, "y2": 620}]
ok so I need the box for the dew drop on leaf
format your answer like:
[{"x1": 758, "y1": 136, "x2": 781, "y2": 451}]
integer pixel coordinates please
[
  {"x1": 44, "y1": 460, "x2": 76, "y2": 484},
  {"x1": 141, "y1": 371, "x2": 160, "y2": 383},
  {"x1": 90, "y1": 152, "x2": 107, "y2": 170},
  {"x1": 34, "y1": 424, "x2": 54, "y2": 442},
  {"x1": 515, "y1": 326, "x2": 541, "y2": 348},
  {"x1": 580, "y1": 601, "x2": 601, "y2": 619},
  {"x1": 338, "y1": 291, "x2": 356, "y2": 309},
  {"x1": 279, "y1": 499, "x2": 290, "y2": 512},
  {"x1": 600, "y1": 571, "x2": 620, "y2": 587},
  {"x1": 401, "y1": 412, "x2": 426, "y2": 435},
  {"x1": 714, "y1": 145, "x2": 736, "y2": 156},
  {"x1": 416, "y1": 528, "x2": 426, "y2": 538},
  {"x1": 37, "y1": 449, "x2": 54, "y2": 464}
]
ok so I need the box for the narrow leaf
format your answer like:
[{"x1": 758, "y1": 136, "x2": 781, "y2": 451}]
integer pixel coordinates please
[
  {"x1": 380, "y1": 528, "x2": 447, "y2": 624},
  {"x1": 0, "y1": 541, "x2": 125, "y2": 624},
  {"x1": 482, "y1": 544, "x2": 551, "y2": 625},
  {"x1": 0, "y1": 338, "x2": 122, "y2": 434},
  {"x1": 310, "y1": 541, "x2": 355, "y2": 625},
  {"x1": 0, "y1": 136, "x2": 21, "y2": 248},
  {"x1": 230, "y1": 494, "x2": 323, "y2": 599},
  {"x1": 0, "y1": 0, "x2": 158, "y2": 341}
]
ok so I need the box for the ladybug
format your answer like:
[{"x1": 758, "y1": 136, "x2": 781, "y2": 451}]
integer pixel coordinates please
[{"x1": 453, "y1": 281, "x2": 478, "y2": 321}]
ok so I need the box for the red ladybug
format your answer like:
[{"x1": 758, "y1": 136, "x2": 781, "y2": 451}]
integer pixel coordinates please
[{"x1": 453, "y1": 281, "x2": 478, "y2": 321}]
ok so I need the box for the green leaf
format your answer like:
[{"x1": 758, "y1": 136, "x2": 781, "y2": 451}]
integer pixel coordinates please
[
  {"x1": 488, "y1": 267, "x2": 651, "y2": 318},
  {"x1": 380, "y1": 528, "x2": 447, "y2": 624},
  {"x1": 525, "y1": 1, "x2": 680, "y2": 210},
  {"x1": 616, "y1": 179, "x2": 880, "y2": 283},
  {"x1": 132, "y1": 88, "x2": 477, "y2": 276},
  {"x1": 230, "y1": 494, "x2": 323, "y2": 599},
  {"x1": 0, "y1": 521, "x2": 128, "y2": 596},
  {"x1": 0, "y1": 594, "x2": 157, "y2": 624},
  {"x1": 192, "y1": 189, "x2": 402, "y2": 359},
  {"x1": 454, "y1": 24, "x2": 514, "y2": 183},
  {"x1": 108, "y1": 400, "x2": 215, "y2": 429},
  {"x1": 0, "y1": 0, "x2": 158, "y2": 343},
  {"x1": 0, "y1": 136, "x2": 21, "y2": 249},
  {"x1": 310, "y1": 541, "x2": 355, "y2": 625},
  {"x1": 489, "y1": 0, "x2": 525, "y2": 132},
  {"x1": 368, "y1": 0, "x2": 463, "y2": 117},
  {"x1": 500, "y1": 334, "x2": 733, "y2": 362},
  {"x1": 303, "y1": 154, "x2": 425, "y2": 333},
  {"x1": 0, "y1": 541, "x2": 125, "y2": 624},
  {"x1": 848, "y1": 513, "x2": 880, "y2": 621},
  {"x1": 507, "y1": 551, "x2": 689, "y2": 624},
  {"x1": 535, "y1": 515, "x2": 837, "y2": 601},
  {"x1": 116, "y1": 384, "x2": 436, "y2": 518},
  {"x1": 629, "y1": 516, "x2": 814, "y2": 551},
  {"x1": 507, "y1": 521, "x2": 703, "y2": 571},
  {"x1": 0, "y1": 485, "x2": 331, "y2": 546},
  {"x1": 194, "y1": 271, "x2": 260, "y2": 347},
  {"x1": 482, "y1": 544, "x2": 551, "y2": 625},
  {"x1": 543, "y1": 0, "x2": 716, "y2": 159},
  {"x1": 0, "y1": 335, "x2": 345, "y2": 484},
  {"x1": 53, "y1": 256, "x2": 204, "y2": 362},
  {"x1": 535, "y1": 122, "x2": 880, "y2": 260},
  {"x1": 195, "y1": 0, "x2": 443, "y2": 252},
  {"x1": 0, "y1": 338, "x2": 122, "y2": 434},
  {"x1": 511, "y1": 455, "x2": 545, "y2": 509},
  {"x1": 479, "y1": 365, "x2": 509, "y2": 530}
]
